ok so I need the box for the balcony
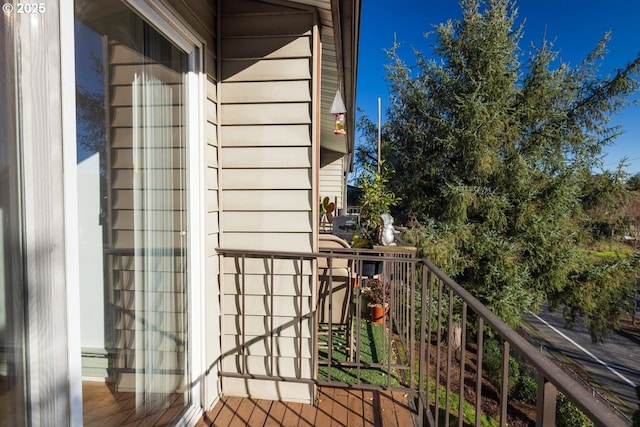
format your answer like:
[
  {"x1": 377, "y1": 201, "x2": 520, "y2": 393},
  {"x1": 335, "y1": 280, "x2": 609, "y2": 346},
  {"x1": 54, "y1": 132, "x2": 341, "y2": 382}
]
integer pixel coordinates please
[{"x1": 201, "y1": 244, "x2": 628, "y2": 427}]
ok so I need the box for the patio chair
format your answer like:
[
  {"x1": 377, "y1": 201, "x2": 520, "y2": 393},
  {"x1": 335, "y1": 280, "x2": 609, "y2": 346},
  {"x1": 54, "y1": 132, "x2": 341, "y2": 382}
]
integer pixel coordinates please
[{"x1": 317, "y1": 234, "x2": 354, "y2": 360}]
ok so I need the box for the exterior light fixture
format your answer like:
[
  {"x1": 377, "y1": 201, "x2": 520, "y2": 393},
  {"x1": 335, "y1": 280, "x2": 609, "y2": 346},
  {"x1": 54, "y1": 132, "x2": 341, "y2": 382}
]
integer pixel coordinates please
[{"x1": 330, "y1": 90, "x2": 346, "y2": 135}]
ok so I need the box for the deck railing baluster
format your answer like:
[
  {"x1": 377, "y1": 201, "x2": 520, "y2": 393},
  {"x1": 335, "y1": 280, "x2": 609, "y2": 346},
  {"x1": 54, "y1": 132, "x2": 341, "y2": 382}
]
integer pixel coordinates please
[
  {"x1": 500, "y1": 341, "x2": 510, "y2": 426},
  {"x1": 458, "y1": 302, "x2": 467, "y2": 427},
  {"x1": 215, "y1": 247, "x2": 629, "y2": 427},
  {"x1": 475, "y1": 318, "x2": 484, "y2": 427}
]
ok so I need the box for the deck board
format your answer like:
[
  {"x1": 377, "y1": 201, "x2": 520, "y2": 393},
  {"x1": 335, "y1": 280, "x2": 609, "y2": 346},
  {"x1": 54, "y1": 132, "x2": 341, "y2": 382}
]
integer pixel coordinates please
[
  {"x1": 362, "y1": 390, "x2": 377, "y2": 427},
  {"x1": 281, "y1": 402, "x2": 304, "y2": 426},
  {"x1": 347, "y1": 389, "x2": 365, "y2": 427},
  {"x1": 199, "y1": 387, "x2": 418, "y2": 427},
  {"x1": 297, "y1": 399, "x2": 317, "y2": 427}
]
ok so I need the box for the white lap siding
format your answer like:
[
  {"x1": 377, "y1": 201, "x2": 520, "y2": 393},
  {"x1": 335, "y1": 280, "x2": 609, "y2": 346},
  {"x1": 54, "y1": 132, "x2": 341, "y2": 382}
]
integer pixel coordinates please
[{"x1": 219, "y1": 0, "x2": 317, "y2": 404}]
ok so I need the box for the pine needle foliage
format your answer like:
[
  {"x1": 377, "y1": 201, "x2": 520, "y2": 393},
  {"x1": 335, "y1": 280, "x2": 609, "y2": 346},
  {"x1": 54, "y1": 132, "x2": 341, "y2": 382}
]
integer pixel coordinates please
[{"x1": 360, "y1": 0, "x2": 640, "y2": 336}]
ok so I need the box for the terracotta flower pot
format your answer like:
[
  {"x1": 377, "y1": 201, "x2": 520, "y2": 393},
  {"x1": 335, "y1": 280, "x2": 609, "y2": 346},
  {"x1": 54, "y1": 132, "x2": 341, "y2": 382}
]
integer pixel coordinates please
[{"x1": 370, "y1": 304, "x2": 389, "y2": 324}]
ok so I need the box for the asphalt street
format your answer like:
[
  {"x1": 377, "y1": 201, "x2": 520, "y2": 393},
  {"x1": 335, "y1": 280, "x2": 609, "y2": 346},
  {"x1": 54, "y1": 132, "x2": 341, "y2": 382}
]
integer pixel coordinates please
[{"x1": 521, "y1": 306, "x2": 640, "y2": 422}]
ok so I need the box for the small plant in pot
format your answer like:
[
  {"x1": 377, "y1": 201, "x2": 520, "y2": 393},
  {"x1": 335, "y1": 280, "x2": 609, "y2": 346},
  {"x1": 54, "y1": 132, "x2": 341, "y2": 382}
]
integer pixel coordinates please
[{"x1": 363, "y1": 278, "x2": 390, "y2": 323}]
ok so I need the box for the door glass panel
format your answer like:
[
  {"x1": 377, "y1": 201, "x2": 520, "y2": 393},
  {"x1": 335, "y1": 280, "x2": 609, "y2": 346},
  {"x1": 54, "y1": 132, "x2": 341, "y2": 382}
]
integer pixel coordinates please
[
  {"x1": 0, "y1": 9, "x2": 27, "y2": 427},
  {"x1": 75, "y1": 1, "x2": 189, "y2": 425}
]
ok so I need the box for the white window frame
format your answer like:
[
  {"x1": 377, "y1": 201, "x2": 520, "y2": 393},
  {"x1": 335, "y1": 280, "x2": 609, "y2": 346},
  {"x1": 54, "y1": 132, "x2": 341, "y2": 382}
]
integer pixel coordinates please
[{"x1": 63, "y1": 1, "x2": 206, "y2": 425}]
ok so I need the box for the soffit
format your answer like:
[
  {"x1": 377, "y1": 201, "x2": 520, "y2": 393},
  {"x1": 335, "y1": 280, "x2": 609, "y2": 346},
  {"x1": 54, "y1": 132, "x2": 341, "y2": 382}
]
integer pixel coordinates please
[{"x1": 286, "y1": 0, "x2": 360, "y2": 167}]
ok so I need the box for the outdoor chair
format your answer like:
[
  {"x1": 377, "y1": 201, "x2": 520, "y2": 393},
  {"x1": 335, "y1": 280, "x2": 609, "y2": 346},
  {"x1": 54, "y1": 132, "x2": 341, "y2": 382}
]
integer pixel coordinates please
[{"x1": 317, "y1": 234, "x2": 354, "y2": 360}]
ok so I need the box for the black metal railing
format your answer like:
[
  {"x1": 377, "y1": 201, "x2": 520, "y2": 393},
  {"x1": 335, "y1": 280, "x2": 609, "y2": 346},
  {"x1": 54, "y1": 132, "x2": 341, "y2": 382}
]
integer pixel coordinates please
[{"x1": 217, "y1": 246, "x2": 628, "y2": 427}]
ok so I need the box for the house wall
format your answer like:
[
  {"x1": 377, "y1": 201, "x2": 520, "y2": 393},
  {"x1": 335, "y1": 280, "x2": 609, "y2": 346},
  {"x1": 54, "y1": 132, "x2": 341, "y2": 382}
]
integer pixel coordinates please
[
  {"x1": 218, "y1": 0, "x2": 317, "y2": 403},
  {"x1": 320, "y1": 149, "x2": 346, "y2": 212}
]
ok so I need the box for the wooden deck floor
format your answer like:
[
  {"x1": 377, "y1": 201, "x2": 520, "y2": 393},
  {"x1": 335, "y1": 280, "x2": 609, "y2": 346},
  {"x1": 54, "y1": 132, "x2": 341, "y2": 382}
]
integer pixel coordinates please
[{"x1": 196, "y1": 387, "x2": 418, "y2": 427}]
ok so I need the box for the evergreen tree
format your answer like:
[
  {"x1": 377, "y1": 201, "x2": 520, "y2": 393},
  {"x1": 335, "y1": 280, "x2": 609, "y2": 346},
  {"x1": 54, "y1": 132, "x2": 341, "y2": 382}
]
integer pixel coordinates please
[{"x1": 361, "y1": 0, "x2": 640, "y2": 335}]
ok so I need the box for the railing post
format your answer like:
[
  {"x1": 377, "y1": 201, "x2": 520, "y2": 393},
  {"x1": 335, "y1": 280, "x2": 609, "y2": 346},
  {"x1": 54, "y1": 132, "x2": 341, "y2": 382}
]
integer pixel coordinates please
[
  {"x1": 418, "y1": 263, "x2": 428, "y2": 427},
  {"x1": 536, "y1": 374, "x2": 557, "y2": 427}
]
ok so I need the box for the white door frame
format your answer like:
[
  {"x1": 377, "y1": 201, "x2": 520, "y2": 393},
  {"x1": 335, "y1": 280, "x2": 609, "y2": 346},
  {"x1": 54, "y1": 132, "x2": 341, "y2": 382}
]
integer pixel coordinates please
[{"x1": 63, "y1": 1, "x2": 206, "y2": 425}]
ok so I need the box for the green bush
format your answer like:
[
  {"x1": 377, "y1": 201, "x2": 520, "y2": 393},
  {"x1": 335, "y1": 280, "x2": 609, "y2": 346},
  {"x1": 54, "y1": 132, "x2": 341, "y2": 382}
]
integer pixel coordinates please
[
  {"x1": 482, "y1": 339, "x2": 502, "y2": 374},
  {"x1": 510, "y1": 375, "x2": 537, "y2": 404},
  {"x1": 556, "y1": 393, "x2": 594, "y2": 427},
  {"x1": 481, "y1": 339, "x2": 522, "y2": 391}
]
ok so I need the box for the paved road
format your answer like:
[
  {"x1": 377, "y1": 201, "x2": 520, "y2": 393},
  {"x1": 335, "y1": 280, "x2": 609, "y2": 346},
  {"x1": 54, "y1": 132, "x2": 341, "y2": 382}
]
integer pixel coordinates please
[{"x1": 521, "y1": 306, "x2": 640, "y2": 421}]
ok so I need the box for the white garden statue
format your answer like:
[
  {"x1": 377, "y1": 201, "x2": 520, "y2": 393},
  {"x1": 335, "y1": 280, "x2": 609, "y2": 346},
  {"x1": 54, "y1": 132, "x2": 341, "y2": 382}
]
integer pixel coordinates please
[{"x1": 380, "y1": 213, "x2": 396, "y2": 246}]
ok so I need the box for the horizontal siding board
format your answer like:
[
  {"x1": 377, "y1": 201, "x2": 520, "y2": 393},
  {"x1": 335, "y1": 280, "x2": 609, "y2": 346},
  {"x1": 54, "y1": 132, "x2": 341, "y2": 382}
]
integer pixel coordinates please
[
  {"x1": 220, "y1": 14, "x2": 313, "y2": 38},
  {"x1": 206, "y1": 213, "x2": 219, "y2": 234},
  {"x1": 206, "y1": 233, "x2": 219, "y2": 257},
  {"x1": 222, "y1": 232, "x2": 312, "y2": 252},
  {"x1": 222, "y1": 257, "x2": 313, "y2": 276},
  {"x1": 221, "y1": 125, "x2": 311, "y2": 147},
  {"x1": 222, "y1": 103, "x2": 310, "y2": 125},
  {"x1": 206, "y1": 167, "x2": 218, "y2": 190},
  {"x1": 205, "y1": 144, "x2": 218, "y2": 168},
  {"x1": 221, "y1": 36, "x2": 311, "y2": 60},
  {"x1": 206, "y1": 99, "x2": 217, "y2": 125},
  {"x1": 222, "y1": 58, "x2": 311, "y2": 82},
  {"x1": 222, "y1": 147, "x2": 311, "y2": 168},
  {"x1": 206, "y1": 78, "x2": 217, "y2": 103},
  {"x1": 222, "y1": 355, "x2": 312, "y2": 377},
  {"x1": 222, "y1": 81, "x2": 311, "y2": 104},
  {"x1": 220, "y1": 378, "x2": 313, "y2": 403},
  {"x1": 206, "y1": 50, "x2": 217, "y2": 80},
  {"x1": 206, "y1": 255, "x2": 219, "y2": 277},
  {"x1": 206, "y1": 189, "x2": 219, "y2": 212},
  {"x1": 222, "y1": 211, "x2": 311, "y2": 233},
  {"x1": 222, "y1": 274, "x2": 313, "y2": 297},
  {"x1": 217, "y1": 2, "x2": 317, "y2": 403},
  {"x1": 222, "y1": 0, "x2": 304, "y2": 14},
  {"x1": 222, "y1": 316, "x2": 312, "y2": 338},
  {"x1": 222, "y1": 190, "x2": 311, "y2": 211},
  {"x1": 222, "y1": 334, "x2": 312, "y2": 358},
  {"x1": 206, "y1": 122, "x2": 217, "y2": 146},
  {"x1": 220, "y1": 168, "x2": 311, "y2": 190}
]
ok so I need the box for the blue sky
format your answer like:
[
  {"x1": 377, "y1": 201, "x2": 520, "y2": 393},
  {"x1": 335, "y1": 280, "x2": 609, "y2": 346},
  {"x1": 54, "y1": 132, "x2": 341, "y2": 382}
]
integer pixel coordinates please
[{"x1": 356, "y1": 0, "x2": 640, "y2": 174}]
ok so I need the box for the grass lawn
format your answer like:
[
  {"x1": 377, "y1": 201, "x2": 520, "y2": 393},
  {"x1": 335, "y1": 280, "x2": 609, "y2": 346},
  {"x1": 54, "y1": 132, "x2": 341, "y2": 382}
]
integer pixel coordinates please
[
  {"x1": 585, "y1": 239, "x2": 635, "y2": 258},
  {"x1": 318, "y1": 318, "x2": 400, "y2": 387}
]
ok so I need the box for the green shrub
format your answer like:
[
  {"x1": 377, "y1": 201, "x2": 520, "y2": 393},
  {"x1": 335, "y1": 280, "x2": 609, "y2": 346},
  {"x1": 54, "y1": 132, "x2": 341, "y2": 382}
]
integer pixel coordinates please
[
  {"x1": 556, "y1": 393, "x2": 594, "y2": 427},
  {"x1": 482, "y1": 339, "x2": 502, "y2": 374},
  {"x1": 510, "y1": 375, "x2": 537, "y2": 404},
  {"x1": 482, "y1": 339, "x2": 524, "y2": 394}
]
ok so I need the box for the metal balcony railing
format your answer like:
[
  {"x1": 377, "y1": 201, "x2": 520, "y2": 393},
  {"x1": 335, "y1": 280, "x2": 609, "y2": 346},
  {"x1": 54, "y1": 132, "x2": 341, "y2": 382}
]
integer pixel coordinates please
[{"x1": 217, "y1": 246, "x2": 628, "y2": 427}]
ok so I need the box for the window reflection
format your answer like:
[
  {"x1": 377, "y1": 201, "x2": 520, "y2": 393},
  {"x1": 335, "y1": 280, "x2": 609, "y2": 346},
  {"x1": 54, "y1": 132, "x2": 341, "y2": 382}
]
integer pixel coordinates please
[{"x1": 75, "y1": 1, "x2": 189, "y2": 425}]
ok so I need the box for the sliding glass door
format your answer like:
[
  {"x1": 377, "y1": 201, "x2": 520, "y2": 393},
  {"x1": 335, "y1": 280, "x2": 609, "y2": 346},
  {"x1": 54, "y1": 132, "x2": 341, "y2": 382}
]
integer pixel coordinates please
[
  {"x1": 0, "y1": 9, "x2": 27, "y2": 427},
  {"x1": 75, "y1": 1, "x2": 191, "y2": 424}
]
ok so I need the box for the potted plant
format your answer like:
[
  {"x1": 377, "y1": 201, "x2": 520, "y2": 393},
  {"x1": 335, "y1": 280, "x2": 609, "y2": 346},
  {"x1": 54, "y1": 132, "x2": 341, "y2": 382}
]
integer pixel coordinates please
[{"x1": 363, "y1": 278, "x2": 390, "y2": 324}]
